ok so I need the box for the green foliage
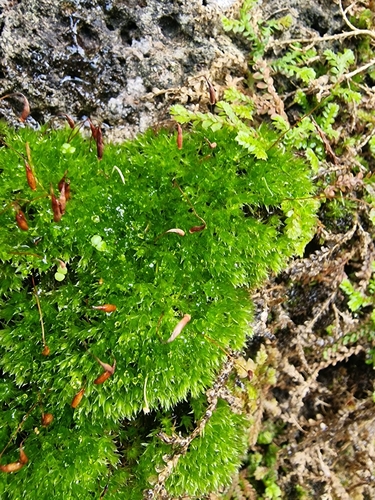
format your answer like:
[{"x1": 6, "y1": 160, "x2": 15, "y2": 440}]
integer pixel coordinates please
[
  {"x1": 0, "y1": 116, "x2": 316, "y2": 498},
  {"x1": 338, "y1": 268, "x2": 375, "y2": 369},
  {"x1": 317, "y1": 103, "x2": 340, "y2": 140},
  {"x1": 340, "y1": 279, "x2": 372, "y2": 312},
  {"x1": 171, "y1": 101, "x2": 268, "y2": 160},
  {"x1": 350, "y1": 8, "x2": 375, "y2": 29},
  {"x1": 269, "y1": 45, "x2": 367, "y2": 162},
  {"x1": 244, "y1": 423, "x2": 283, "y2": 499},
  {"x1": 222, "y1": 0, "x2": 291, "y2": 60},
  {"x1": 272, "y1": 46, "x2": 318, "y2": 84},
  {"x1": 323, "y1": 49, "x2": 355, "y2": 80},
  {"x1": 369, "y1": 135, "x2": 375, "y2": 158},
  {"x1": 166, "y1": 402, "x2": 248, "y2": 496}
]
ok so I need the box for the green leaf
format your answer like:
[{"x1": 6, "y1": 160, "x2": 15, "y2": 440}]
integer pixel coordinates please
[{"x1": 235, "y1": 131, "x2": 268, "y2": 160}]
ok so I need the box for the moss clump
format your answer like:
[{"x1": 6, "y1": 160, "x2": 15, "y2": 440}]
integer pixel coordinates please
[{"x1": 0, "y1": 120, "x2": 316, "y2": 498}]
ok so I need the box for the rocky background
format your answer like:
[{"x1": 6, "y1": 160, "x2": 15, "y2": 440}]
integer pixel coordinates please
[
  {"x1": 0, "y1": 0, "x2": 248, "y2": 140},
  {"x1": 0, "y1": 0, "x2": 343, "y2": 139}
]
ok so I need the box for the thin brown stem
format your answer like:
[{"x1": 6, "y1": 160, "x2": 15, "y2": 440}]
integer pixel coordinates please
[
  {"x1": 173, "y1": 179, "x2": 206, "y2": 225},
  {"x1": 267, "y1": 99, "x2": 330, "y2": 152},
  {"x1": 269, "y1": 29, "x2": 375, "y2": 49},
  {"x1": 0, "y1": 403, "x2": 38, "y2": 459},
  {"x1": 8, "y1": 251, "x2": 44, "y2": 259},
  {"x1": 32, "y1": 275, "x2": 46, "y2": 348}
]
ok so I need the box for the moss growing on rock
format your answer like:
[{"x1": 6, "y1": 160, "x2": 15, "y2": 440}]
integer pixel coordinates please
[{"x1": 0, "y1": 120, "x2": 317, "y2": 498}]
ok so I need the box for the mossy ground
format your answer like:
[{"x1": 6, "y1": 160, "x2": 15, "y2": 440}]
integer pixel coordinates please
[{"x1": 0, "y1": 118, "x2": 316, "y2": 499}]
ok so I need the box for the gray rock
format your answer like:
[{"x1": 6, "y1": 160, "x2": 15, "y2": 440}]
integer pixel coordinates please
[
  {"x1": 0, "y1": 0, "x2": 346, "y2": 139},
  {"x1": 0, "y1": 0, "x2": 247, "y2": 139}
]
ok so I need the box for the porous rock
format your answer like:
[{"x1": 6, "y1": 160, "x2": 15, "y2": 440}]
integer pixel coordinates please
[{"x1": 0, "y1": 0, "x2": 246, "y2": 139}]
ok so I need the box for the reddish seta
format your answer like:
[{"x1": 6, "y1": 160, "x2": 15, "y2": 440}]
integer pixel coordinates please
[
  {"x1": 50, "y1": 184, "x2": 62, "y2": 222},
  {"x1": 88, "y1": 120, "x2": 104, "y2": 160},
  {"x1": 93, "y1": 357, "x2": 116, "y2": 385},
  {"x1": 0, "y1": 443, "x2": 28, "y2": 473},
  {"x1": 71, "y1": 388, "x2": 85, "y2": 408},
  {"x1": 25, "y1": 161, "x2": 36, "y2": 190},
  {"x1": 58, "y1": 171, "x2": 71, "y2": 201},
  {"x1": 15, "y1": 209, "x2": 29, "y2": 231},
  {"x1": 96, "y1": 125, "x2": 104, "y2": 160},
  {"x1": 60, "y1": 113, "x2": 75, "y2": 129},
  {"x1": 19, "y1": 444, "x2": 28, "y2": 465},
  {"x1": 167, "y1": 314, "x2": 191, "y2": 343},
  {"x1": 176, "y1": 123, "x2": 183, "y2": 150},
  {"x1": 59, "y1": 182, "x2": 66, "y2": 215},
  {"x1": 189, "y1": 223, "x2": 206, "y2": 234},
  {"x1": 204, "y1": 76, "x2": 217, "y2": 105},
  {"x1": 92, "y1": 304, "x2": 117, "y2": 313}
]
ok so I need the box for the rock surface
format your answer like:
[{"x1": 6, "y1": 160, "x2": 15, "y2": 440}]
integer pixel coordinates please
[
  {"x1": 261, "y1": 0, "x2": 344, "y2": 39},
  {"x1": 0, "y1": 0, "x2": 345, "y2": 140},
  {"x1": 0, "y1": 0, "x2": 247, "y2": 139}
]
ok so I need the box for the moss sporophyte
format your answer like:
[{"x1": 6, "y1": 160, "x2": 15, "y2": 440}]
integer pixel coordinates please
[{"x1": 0, "y1": 95, "x2": 317, "y2": 498}]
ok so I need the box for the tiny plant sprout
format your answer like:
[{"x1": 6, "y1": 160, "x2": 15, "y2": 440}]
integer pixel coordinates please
[
  {"x1": 91, "y1": 235, "x2": 107, "y2": 252},
  {"x1": 55, "y1": 260, "x2": 67, "y2": 281},
  {"x1": 15, "y1": 209, "x2": 29, "y2": 231},
  {"x1": 41, "y1": 345, "x2": 50, "y2": 356},
  {"x1": 41, "y1": 413, "x2": 54, "y2": 427},
  {"x1": 54, "y1": 272, "x2": 65, "y2": 282},
  {"x1": 166, "y1": 314, "x2": 191, "y2": 343},
  {"x1": 25, "y1": 161, "x2": 36, "y2": 190},
  {"x1": 60, "y1": 143, "x2": 76, "y2": 155},
  {"x1": 176, "y1": 123, "x2": 183, "y2": 150},
  {"x1": 71, "y1": 388, "x2": 85, "y2": 408},
  {"x1": 165, "y1": 228, "x2": 185, "y2": 236},
  {"x1": 91, "y1": 234, "x2": 102, "y2": 246},
  {"x1": 56, "y1": 259, "x2": 68, "y2": 274},
  {"x1": 92, "y1": 304, "x2": 117, "y2": 313},
  {"x1": 0, "y1": 443, "x2": 29, "y2": 473}
]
